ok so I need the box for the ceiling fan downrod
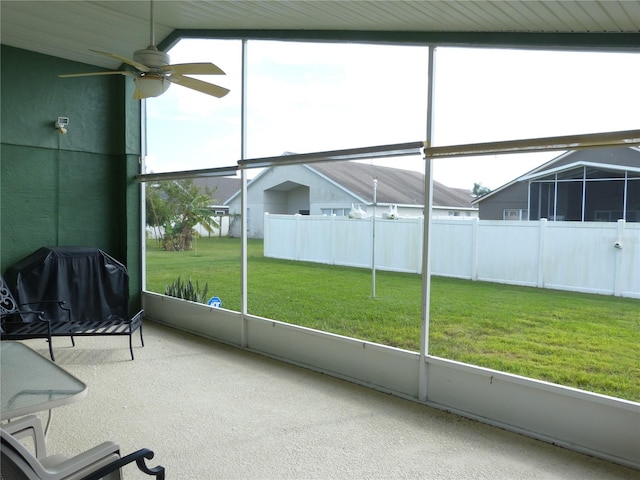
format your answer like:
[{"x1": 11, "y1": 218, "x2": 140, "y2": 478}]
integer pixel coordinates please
[
  {"x1": 149, "y1": 0, "x2": 155, "y2": 48},
  {"x1": 134, "y1": 0, "x2": 169, "y2": 68}
]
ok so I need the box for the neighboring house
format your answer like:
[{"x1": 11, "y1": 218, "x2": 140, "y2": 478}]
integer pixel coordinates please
[
  {"x1": 192, "y1": 177, "x2": 243, "y2": 237},
  {"x1": 226, "y1": 162, "x2": 477, "y2": 238},
  {"x1": 472, "y1": 147, "x2": 640, "y2": 222},
  {"x1": 192, "y1": 177, "x2": 243, "y2": 215}
]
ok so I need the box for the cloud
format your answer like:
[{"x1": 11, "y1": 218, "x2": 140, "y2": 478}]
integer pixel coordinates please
[
  {"x1": 244, "y1": 42, "x2": 428, "y2": 158},
  {"x1": 147, "y1": 40, "x2": 640, "y2": 188}
]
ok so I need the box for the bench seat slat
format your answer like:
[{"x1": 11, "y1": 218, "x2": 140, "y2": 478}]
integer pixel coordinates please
[{"x1": 2, "y1": 310, "x2": 144, "y2": 360}]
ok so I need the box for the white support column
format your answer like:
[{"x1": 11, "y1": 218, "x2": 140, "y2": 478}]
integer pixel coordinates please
[
  {"x1": 140, "y1": 99, "x2": 148, "y2": 292},
  {"x1": 419, "y1": 45, "x2": 436, "y2": 402},
  {"x1": 240, "y1": 39, "x2": 249, "y2": 347},
  {"x1": 372, "y1": 179, "x2": 378, "y2": 298}
]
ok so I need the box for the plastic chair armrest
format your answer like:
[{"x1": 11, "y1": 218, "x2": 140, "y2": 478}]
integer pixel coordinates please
[
  {"x1": 2, "y1": 415, "x2": 47, "y2": 458},
  {"x1": 42, "y1": 441, "x2": 120, "y2": 478}
]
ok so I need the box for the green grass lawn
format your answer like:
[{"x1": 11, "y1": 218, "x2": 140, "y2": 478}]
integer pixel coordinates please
[{"x1": 145, "y1": 237, "x2": 640, "y2": 401}]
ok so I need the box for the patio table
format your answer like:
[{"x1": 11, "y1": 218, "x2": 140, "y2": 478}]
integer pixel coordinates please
[{"x1": 1, "y1": 341, "x2": 87, "y2": 422}]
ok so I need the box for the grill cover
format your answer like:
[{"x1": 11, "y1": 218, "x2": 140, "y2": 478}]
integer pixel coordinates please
[{"x1": 4, "y1": 247, "x2": 130, "y2": 323}]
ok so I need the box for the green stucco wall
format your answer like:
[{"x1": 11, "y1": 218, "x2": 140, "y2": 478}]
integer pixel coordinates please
[{"x1": 1, "y1": 45, "x2": 142, "y2": 310}]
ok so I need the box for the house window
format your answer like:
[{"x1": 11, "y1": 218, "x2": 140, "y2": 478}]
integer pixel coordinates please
[
  {"x1": 503, "y1": 209, "x2": 528, "y2": 221},
  {"x1": 321, "y1": 208, "x2": 349, "y2": 216}
]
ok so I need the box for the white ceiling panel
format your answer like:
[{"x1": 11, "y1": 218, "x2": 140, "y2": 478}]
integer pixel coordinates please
[{"x1": 1, "y1": 1, "x2": 638, "y2": 70}]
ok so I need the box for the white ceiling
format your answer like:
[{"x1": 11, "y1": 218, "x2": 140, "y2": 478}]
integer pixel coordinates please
[{"x1": 1, "y1": 1, "x2": 639, "y2": 70}]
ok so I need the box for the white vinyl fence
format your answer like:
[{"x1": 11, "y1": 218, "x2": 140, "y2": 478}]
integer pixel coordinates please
[
  {"x1": 146, "y1": 215, "x2": 231, "y2": 239},
  {"x1": 264, "y1": 214, "x2": 640, "y2": 299}
]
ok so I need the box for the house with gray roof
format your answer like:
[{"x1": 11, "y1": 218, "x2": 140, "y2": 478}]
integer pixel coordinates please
[
  {"x1": 472, "y1": 147, "x2": 640, "y2": 222},
  {"x1": 226, "y1": 162, "x2": 476, "y2": 238},
  {"x1": 192, "y1": 177, "x2": 242, "y2": 214}
]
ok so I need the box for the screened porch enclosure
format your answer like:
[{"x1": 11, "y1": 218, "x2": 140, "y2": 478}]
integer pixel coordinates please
[
  {"x1": 528, "y1": 166, "x2": 640, "y2": 222},
  {"x1": 141, "y1": 39, "x2": 640, "y2": 469}
]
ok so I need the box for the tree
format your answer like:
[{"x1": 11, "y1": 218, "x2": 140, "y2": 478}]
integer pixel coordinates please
[
  {"x1": 472, "y1": 182, "x2": 491, "y2": 197},
  {"x1": 146, "y1": 179, "x2": 219, "y2": 251}
]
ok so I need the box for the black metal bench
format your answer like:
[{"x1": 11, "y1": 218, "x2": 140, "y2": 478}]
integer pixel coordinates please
[
  {"x1": 1, "y1": 247, "x2": 144, "y2": 361},
  {"x1": 1, "y1": 275, "x2": 144, "y2": 361}
]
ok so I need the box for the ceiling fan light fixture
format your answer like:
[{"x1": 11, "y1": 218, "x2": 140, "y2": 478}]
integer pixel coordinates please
[{"x1": 134, "y1": 75, "x2": 170, "y2": 99}]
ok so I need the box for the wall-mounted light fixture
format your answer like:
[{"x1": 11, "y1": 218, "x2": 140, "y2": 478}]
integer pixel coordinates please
[{"x1": 55, "y1": 116, "x2": 69, "y2": 134}]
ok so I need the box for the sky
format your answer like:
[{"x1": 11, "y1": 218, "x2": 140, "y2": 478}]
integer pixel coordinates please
[{"x1": 145, "y1": 40, "x2": 640, "y2": 190}]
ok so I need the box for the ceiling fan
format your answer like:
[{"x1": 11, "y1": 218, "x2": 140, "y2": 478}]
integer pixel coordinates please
[{"x1": 59, "y1": 1, "x2": 229, "y2": 100}]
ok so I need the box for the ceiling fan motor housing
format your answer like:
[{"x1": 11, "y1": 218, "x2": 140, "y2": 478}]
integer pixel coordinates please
[{"x1": 133, "y1": 47, "x2": 170, "y2": 68}]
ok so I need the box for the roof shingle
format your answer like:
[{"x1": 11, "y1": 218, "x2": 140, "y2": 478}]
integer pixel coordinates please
[{"x1": 310, "y1": 162, "x2": 474, "y2": 208}]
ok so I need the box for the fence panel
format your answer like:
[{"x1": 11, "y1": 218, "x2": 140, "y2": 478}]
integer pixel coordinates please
[
  {"x1": 431, "y1": 220, "x2": 475, "y2": 279},
  {"x1": 332, "y1": 217, "x2": 374, "y2": 268},
  {"x1": 375, "y1": 218, "x2": 423, "y2": 273},
  {"x1": 296, "y1": 215, "x2": 334, "y2": 263},
  {"x1": 263, "y1": 213, "x2": 640, "y2": 298},
  {"x1": 619, "y1": 223, "x2": 640, "y2": 297},
  {"x1": 263, "y1": 213, "x2": 298, "y2": 259},
  {"x1": 475, "y1": 221, "x2": 542, "y2": 287},
  {"x1": 544, "y1": 222, "x2": 620, "y2": 295}
]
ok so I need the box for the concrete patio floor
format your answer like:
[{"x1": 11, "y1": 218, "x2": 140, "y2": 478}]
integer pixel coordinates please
[{"x1": 17, "y1": 321, "x2": 640, "y2": 479}]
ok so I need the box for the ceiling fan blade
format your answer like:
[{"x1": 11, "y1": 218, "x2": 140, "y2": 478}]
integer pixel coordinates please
[
  {"x1": 89, "y1": 49, "x2": 150, "y2": 72},
  {"x1": 59, "y1": 71, "x2": 133, "y2": 78},
  {"x1": 168, "y1": 75, "x2": 230, "y2": 98},
  {"x1": 161, "y1": 63, "x2": 225, "y2": 76}
]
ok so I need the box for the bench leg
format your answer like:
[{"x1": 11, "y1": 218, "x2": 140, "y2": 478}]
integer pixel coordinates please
[
  {"x1": 47, "y1": 338, "x2": 55, "y2": 362},
  {"x1": 128, "y1": 324, "x2": 144, "y2": 360},
  {"x1": 129, "y1": 334, "x2": 135, "y2": 360}
]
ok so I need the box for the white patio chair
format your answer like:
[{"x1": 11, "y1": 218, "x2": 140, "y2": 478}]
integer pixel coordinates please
[{"x1": 0, "y1": 416, "x2": 164, "y2": 480}]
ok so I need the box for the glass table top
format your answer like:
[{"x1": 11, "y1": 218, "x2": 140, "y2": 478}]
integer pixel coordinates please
[{"x1": 1, "y1": 342, "x2": 87, "y2": 420}]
